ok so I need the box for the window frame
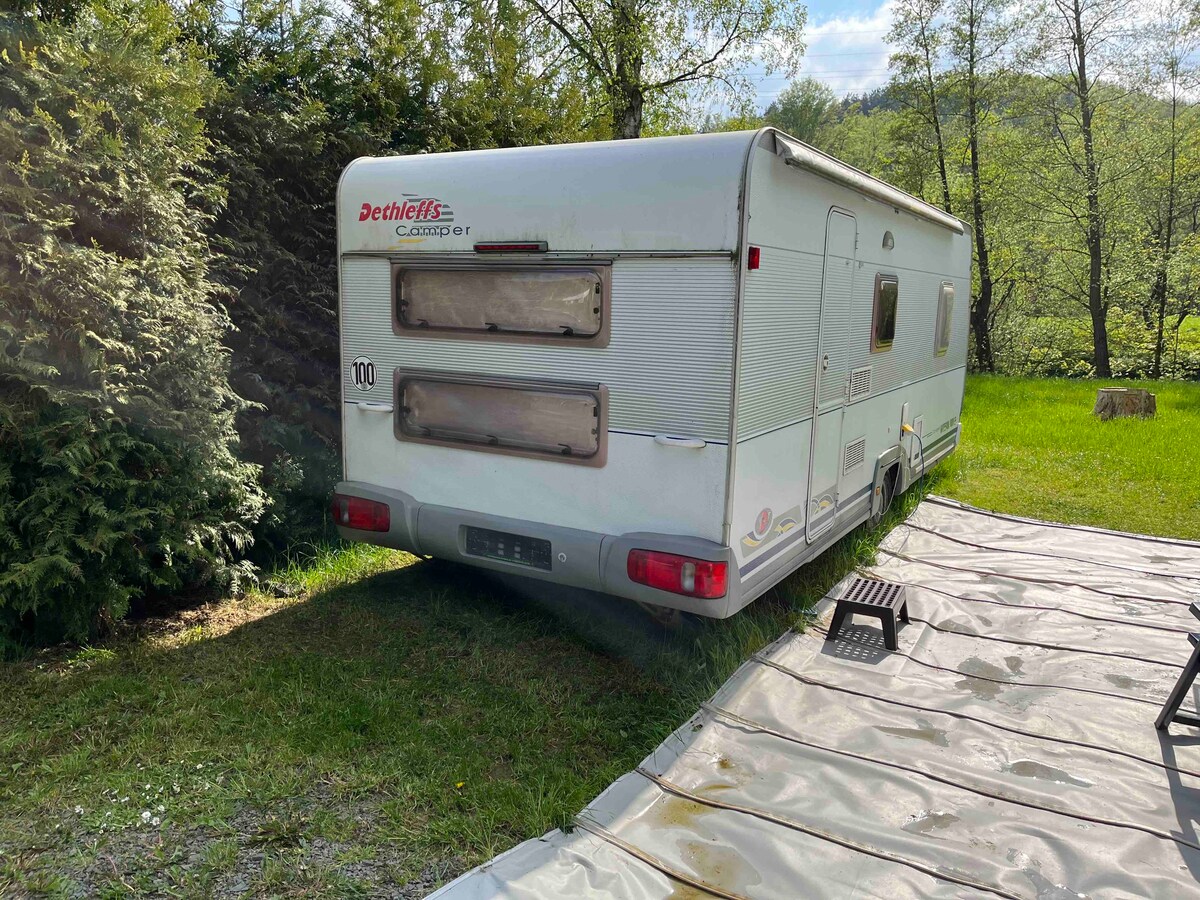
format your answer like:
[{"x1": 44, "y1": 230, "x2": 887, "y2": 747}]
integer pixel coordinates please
[
  {"x1": 934, "y1": 281, "x2": 954, "y2": 356},
  {"x1": 391, "y1": 262, "x2": 611, "y2": 347},
  {"x1": 871, "y1": 273, "x2": 899, "y2": 353},
  {"x1": 392, "y1": 368, "x2": 608, "y2": 467}
]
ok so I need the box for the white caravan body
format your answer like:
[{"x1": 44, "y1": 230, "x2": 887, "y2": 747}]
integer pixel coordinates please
[{"x1": 334, "y1": 129, "x2": 971, "y2": 617}]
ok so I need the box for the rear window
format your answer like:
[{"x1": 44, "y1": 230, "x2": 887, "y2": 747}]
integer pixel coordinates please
[
  {"x1": 394, "y1": 373, "x2": 606, "y2": 466},
  {"x1": 394, "y1": 265, "x2": 607, "y2": 343}
]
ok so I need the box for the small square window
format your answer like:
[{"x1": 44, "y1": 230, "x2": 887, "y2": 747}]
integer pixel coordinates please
[
  {"x1": 935, "y1": 282, "x2": 954, "y2": 355},
  {"x1": 872, "y1": 274, "x2": 899, "y2": 353}
]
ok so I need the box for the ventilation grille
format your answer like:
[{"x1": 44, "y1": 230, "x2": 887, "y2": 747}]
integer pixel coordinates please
[
  {"x1": 848, "y1": 366, "x2": 872, "y2": 401},
  {"x1": 843, "y1": 436, "x2": 866, "y2": 474},
  {"x1": 841, "y1": 576, "x2": 905, "y2": 608}
]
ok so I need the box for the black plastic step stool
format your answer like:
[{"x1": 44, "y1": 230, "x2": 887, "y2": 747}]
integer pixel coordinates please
[
  {"x1": 826, "y1": 577, "x2": 909, "y2": 651},
  {"x1": 1156, "y1": 602, "x2": 1200, "y2": 732}
]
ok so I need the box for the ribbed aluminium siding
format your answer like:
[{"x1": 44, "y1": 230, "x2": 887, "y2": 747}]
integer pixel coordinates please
[
  {"x1": 735, "y1": 247, "x2": 822, "y2": 440},
  {"x1": 850, "y1": 262, "x2": 968, "y2": 396},
  {"x1": 340, "y1": 256, "x2": 737, "y2": 441}
]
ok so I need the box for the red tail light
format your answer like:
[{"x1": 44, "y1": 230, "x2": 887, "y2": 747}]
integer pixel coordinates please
[
  {"x1": 747, "y1": 246, "x2": 761, "y2": 270},
  {"x1": 627, "y1": 549, "x2": 728, "y2": 599},
  {"x1": 330, "y1": 493, "x2": 390, "y2": 532}
]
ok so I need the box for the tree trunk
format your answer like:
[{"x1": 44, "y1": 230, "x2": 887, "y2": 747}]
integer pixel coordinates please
[
  {"x1": 611, "y1": 0, "x2": 643, "y2": 139},
  {"x1": 965, "y1": 2, "x2": 994, "y2": 372},
  {"x1": 610, "y1": 86, "x2": 644, "y2": 139},
  {"x1": 1072, "y1": 0, "x2": 1110, "y2": 377},
  {"x1": 921, "y1": 34, "x2": 953, "y2": 215},
  {"x1": 1151, "y1": 267, "x2": 1169, "y2": 378},
  {"x1": 1152, "y1": 87, "x2": 1179, "y2": 379}
]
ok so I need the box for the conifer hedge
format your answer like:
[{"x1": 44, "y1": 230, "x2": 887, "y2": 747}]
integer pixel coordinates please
[{"x1": 0, "y1": 4, "x2": 265, "y2": 652}]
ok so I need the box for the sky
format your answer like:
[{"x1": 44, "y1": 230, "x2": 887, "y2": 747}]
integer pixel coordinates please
[{"x1": 747, "y1": 0, "x2": 899, "y2": 112}]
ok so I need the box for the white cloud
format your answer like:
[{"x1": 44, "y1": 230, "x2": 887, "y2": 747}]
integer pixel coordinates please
[{"x1": 756, "y1": 0, "x2": 898, "y2": 107}]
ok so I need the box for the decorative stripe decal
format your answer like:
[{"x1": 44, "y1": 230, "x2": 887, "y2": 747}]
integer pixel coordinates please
[{"x1": 740, "y1": 484, "x2": 873, "y2": 577}]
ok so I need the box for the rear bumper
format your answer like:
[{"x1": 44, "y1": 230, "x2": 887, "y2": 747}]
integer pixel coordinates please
[{"x1": 334, "y1": 481, "x2": 740, "y2": 617}]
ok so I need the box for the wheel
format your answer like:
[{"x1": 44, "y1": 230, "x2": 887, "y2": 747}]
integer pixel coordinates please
[{"x1": 870, "y1": 464, "x2": 900, "y2": 526}]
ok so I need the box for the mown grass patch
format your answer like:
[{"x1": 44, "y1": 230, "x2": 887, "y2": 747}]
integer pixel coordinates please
[
  {"x1": 932, "y1": 375, "x2": 1200, "y2": 540},
  {"x1": 0, "y1": 513, "x2": 902, "y2": 897}
]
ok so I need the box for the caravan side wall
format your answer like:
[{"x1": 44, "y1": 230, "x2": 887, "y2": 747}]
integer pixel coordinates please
[{"x1": 728, "y1": 141, "x2": 971, "y2": 606}]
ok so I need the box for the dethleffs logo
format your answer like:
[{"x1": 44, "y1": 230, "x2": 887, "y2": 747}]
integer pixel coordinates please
[{"x1": 358, "y1": 194, "x2": 470, "y2": 240}]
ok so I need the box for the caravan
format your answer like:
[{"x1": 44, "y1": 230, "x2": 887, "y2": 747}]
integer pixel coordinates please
[{"x1": 331, "y1": 129, "x2": 972, "y2": 617}]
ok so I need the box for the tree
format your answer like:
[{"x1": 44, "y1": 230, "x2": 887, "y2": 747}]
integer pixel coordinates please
[
  {"x1": 1034, "y1": 0, "x2": 1137, "y2": 376},
  {"x1": 764, "y1": 77, "x2": 836, "y2": 145},
  {"x1": 0, "y1": 1, "x2": 265, "y2": 648},
  {"x1": 945, "y1": 0, "x2": 1015, "y2": 370},
  {"x1": 517, "y1": 0, "x2": 805, "y2": 138},
  {"x1": 888, "y1": 0, "x2": 954, "y2": 214},
  {"x1": 1142, "y1": 0, "x2": 1200, "y2": 376}
]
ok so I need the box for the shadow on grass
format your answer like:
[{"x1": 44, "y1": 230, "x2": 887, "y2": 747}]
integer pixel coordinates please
[{"x1": 0, "y1": 487, "x2": 930, "y2": 897}]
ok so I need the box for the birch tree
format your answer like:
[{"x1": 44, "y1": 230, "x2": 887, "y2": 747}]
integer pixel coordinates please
[
  {"x1": 1143, "y1": 0, "x2": 1200, "y2": 376},
  {"x1": 517, "y1": 0, "x2": 805, "y2": 138},
  {"x1": 1034, "y1": 0, "x2": 1137, "y2": 376},
  {"x1": 945, "y1": 0, "x2": 1016, "y2": 370},
  {"x1": 888, "y1": 0, "x2": 954, "y2": 214}
]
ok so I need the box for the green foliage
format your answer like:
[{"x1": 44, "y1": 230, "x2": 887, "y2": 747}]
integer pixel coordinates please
[
  {"x1": 763, "y1": 77, "x2": 836, "y2": 144},
  {"x1": 0, "y1": 3, "x2": 264, "y2": 650}
]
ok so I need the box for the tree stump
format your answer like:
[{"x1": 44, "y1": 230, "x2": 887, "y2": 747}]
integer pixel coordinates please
[{"x1": 1094, "y1": 387, "x2": 1156, "y2": 421}]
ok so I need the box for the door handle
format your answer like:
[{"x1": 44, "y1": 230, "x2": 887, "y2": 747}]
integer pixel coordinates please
[
  {"x1": 356, "y1": 401, "x2": 394, "y2": 414},
  {"x1": 654, "y1": 435, "x2": 706, "y2": 449},
  {"x1": 821, "y1": 354, "x2": 830, "y2": 371}
]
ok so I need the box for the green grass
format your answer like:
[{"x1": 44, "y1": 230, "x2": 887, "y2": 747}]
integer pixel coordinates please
[
  {"x1": 933, "y1": 376, "x2": 1200, "y2": 540},
  {"x1": 2, "y1": 374, "x2": 1197, "y2": 896},
  {"x1": 0, "y1": 529, "x2": 888, "y2": 897}
]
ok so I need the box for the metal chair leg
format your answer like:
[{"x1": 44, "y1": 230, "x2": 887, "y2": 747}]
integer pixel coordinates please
[{"x1": 1157, "y1": 634, "x2": 1200, "y2": 732}]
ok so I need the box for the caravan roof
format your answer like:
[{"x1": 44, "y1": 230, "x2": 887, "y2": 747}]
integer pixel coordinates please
[{"x1": 337, "y1": 129, "x2": 964, "y2": 257}]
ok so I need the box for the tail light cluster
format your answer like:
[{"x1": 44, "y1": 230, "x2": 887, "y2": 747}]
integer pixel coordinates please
[
  {"x1": 330, "y1": 493, "x2": 390, "y2": 532},
  {"x1": 627, "y1": 549, "x2": 728, "y2": 599}
]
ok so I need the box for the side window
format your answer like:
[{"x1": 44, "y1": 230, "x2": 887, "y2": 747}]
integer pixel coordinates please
[
  {"x1": 393, "y1": 265, "x2": 608, "y2": 345},
  {"x1": 935, "y1": 282, "x2": 954, "y2": 355},
  {"x1": 872, "y1": 274, "x2": 899, "y2": 352}
]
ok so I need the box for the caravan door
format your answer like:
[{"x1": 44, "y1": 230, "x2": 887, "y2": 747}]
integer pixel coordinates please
[{"x1": 805, "y1": 208, "x2": 857, "y2": 542}]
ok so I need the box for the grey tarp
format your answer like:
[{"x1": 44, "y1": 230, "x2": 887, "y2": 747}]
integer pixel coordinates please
[{"x1": 429, "y1": 497, "x2": 1200, "y2": 898}]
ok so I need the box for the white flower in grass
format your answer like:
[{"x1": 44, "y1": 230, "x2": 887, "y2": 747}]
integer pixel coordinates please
[
  {"x1": 74, "y1": 806, "x2": 84, "y2": 815},
  {"x1": 141, "y1": 810, "x2": 152, "y2": 823},
  {"x1": 151, "y1": 817, "x2": 161, "y2": 827},
  {"x1": 156, "y1": 805, "x2": 165, "y2": 812}
]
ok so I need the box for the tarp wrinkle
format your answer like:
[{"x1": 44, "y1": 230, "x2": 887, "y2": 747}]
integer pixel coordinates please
[{"x1": 430, "y1": 498, "x2": 1200, "y2": 898}]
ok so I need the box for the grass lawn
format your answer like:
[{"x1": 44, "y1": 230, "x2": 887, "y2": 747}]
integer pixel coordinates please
[
  {"x1": 933, "y1": 376, "x2": 1200, "y2": 540},
  {"x1": 2, "y1": 375, "x2": 1197, "y2": 897}
]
